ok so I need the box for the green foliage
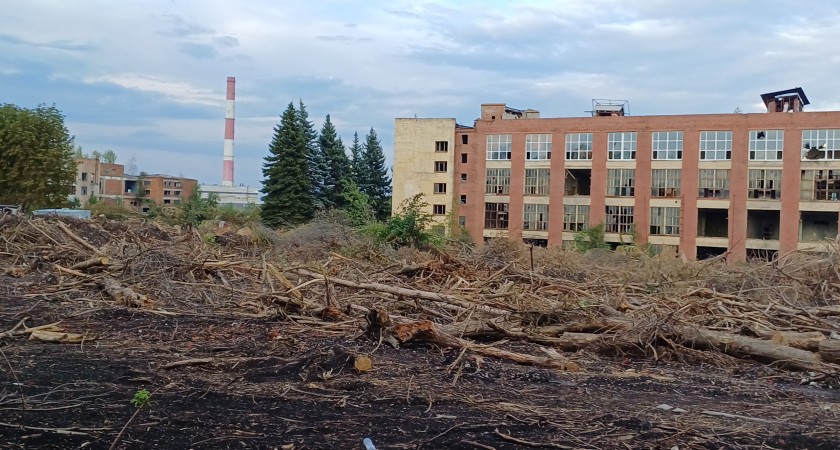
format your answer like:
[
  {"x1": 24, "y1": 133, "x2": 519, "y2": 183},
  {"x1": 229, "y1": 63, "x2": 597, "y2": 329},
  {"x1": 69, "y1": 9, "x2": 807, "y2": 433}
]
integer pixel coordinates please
[
  {"x1": 179, "y1": 186, "x2": 218, "y2": 228},
  {"x1": 339, "y1": 180, "x2": 374, "y2": 226},
  {"x1": 319, "y1": 115, "x2": 353, "y2": 209},
  {"x1": 349, "y1": 131, "x2": 363, "y2": 184},
  {"x1": 216, "y1": 203, "x2": 261, "y2": 226},
  {"x1": 73, "y1": 146, "x2": 85, "y2": 158},
  {"x1": 358, "y1": 128, "x2": 392, "y2": 221},
  {"x1": 91, "y1": 150, "x2": 102, "y2": 160},
  {"x1": 261, "y1": 102, "x2": 314, "y2": 228},
  {"x1": 572, "y1": 223, "x2": 610, "y2": 252},
  {"x1": 71, "y1": 197, "x2": 82, "y2": 209},
  {"x1": 131, "y1": 390, "x2": 151, "y2": 409},
  {"x1": 360, "y1": 193, "x2": 442, "y2": 249},
  {"x1": 298, "y1": 101, "x2": 327, "y2": 209},
  {"x1": 0, "y1": 104, "x2": 78, "y2": 211},
  {"x1": 101, "y1": 149, "x2": 117, "y2": 164},
  {"x1": 86, "y1": 194, "x2": 98, "y2": 206},
  {"x1": 86, "y1": 201, "x2": 142, "y2": 221}
]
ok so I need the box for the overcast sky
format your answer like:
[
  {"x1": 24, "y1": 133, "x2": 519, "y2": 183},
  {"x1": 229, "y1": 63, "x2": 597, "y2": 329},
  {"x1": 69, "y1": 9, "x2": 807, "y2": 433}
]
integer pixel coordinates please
[{"x1": 3, "y1": 0, "x2": 839, "y2": 188}]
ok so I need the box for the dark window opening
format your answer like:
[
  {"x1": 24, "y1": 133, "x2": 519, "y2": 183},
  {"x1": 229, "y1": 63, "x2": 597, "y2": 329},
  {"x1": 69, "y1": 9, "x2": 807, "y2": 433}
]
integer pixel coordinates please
[
  {"x1": 491, "y1": 116, "x2": 496, "y2": 120},
  {"x1": 460, "y1": 195, "x2": 466, "y2": 204},
  {"x1": 462, "y1": 135, "x2": 469, "y2": 144},
  {"x1": 747, "y1": 210, "x2": 780, "y2": 240},
  {"x1": 461, "y1": 153, "x2": 468, "y2": 163},
  {"x1": 434, "y1": 161, "x2": 447, "y2": 172},
  {"x1": 564, "y1": 169, "x2": 591, "y2": 196},
  {"x1": 461, "y1": 174, "x2": 467, "y2": 183},
  {"x1": 435, "y1": 141, "x2": 448, "y2": 152},
  {"x1": 800, "y1": 211, "x2": 839, "y2": 242},
  {"x1": 697, "y1": 246, "x2": 727, "y2": 260},
  {"x1": 485, "y1": 202, "x2": 509, "y2": 229},
  {"x1": 433, "y1": 205, "x2": 446, "y2": 215},
  {"x1": 697, "y1": 208, "x2": 728, "y2": 238},
  {"x1": 523, "y1": 238, "x2": 548, "y2": 248}
]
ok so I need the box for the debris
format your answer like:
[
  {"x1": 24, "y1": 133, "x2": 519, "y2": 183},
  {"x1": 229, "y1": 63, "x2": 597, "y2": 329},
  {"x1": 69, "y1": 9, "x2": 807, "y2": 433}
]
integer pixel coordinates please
[
  {"x1": 162, "y1": 358, "x2": 214, "y2": 370},
  {"x1": 656, "y1": 404, "x2": 674, "y2": 410},
  {"x1": 354, "y1": 355, "x2": 372, "y2": 371},
  {"x1": 363, "y1": 437, "x2": 376, "y2": 450}
]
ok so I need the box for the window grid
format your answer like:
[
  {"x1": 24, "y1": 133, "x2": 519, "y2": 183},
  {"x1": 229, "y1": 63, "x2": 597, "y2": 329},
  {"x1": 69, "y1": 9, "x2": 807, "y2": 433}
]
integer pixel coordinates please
[
  {"x1": 434, "y1": 161, "x2": 447, "y2": 172},
  {"x1": 435, "y1": 141, "x2": 448, "y2": 152},
  {"x1": 650, "y1": 207, "x2": 680, "y2": 236},
  {"x1": 698, "y1": 169, "x2": 730, "y2": 198},
  {"x1": 526, "y1": 134, "x2": 552, "y2": 160},
  {"x1": 700, "y1": 131, "x2": 732, "y2": 160},
  {"x1": 565, "y1": 133, "x2": 593, "y2": 160},
  {"x1": 485, "y1": 203, "x2": 509, "y2": 229},
  {"x1": 605, "y1": 206, "x2": 634, "y2": 233},
  {"x1": 563, "y1": 205, "x2": 589, "y2": 232},
  {"x1": 433, "y1": 183, "x2": 447, "y2": 194},
  {"x1": 748, "y1": 169, "x2": 782, "y2": 199},
  {"x1": 608, "y1": 132, "x2": 637, "y2": 160},
  {"x1": 524, "y1": 169, "x2": 550, "y2": 195},
  {"x1": 485, "y1": 168, "x2": 511, "y2": 194},
  {"x1": 461, "y1": 173, "x2": 467, "y2": 183},
  {"x1": 651, "y1": 169, "x2": 681, "y2": 197},
  {"x1": 433, "y1": 205, "x2": 446, "y2": 215},
  {"x1": 749, "y1": 130, "x2": 784, "y2": 161},
  {"x1": 606, "y1": 169, "x2": 635, "y2": 197},
  {"x1": 486, "y1": 134, "x2": 512, "y2": 160},
  {"x1": 523, "y1": 204, "x2": 549, "y2": 231},
  {"x1": 651, "y1": 131, "x2": 683, "y2": 160},
  {"x1": 802, "y1": 129, "x2": 840, "y2": 160},
  {"x1": 800, "y1": 170, "x2": 840, "y2": 201}
]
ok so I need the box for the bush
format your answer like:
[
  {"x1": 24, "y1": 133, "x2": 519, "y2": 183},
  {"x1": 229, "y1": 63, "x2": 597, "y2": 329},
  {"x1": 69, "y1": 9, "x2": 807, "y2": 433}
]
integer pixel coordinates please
[
  {"x1": 216, "y1": 204, "x2": 261, "y2": 226},
  {"x1": 85, "y1": 201, "x2": 143, "y2": 221},
  {"x1": 572, "y1": 223, "x2": 610, "y2": 252},
  {"x1": 359, "y1": 194, "x2": 443, "y2": 249}
]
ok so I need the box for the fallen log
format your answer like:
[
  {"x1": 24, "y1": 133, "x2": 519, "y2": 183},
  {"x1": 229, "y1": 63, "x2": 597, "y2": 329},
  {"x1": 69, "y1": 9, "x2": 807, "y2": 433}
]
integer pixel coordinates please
[
  {"x1": 534, "y1": 317, "x2": 635, "y2": 335},
  {"x1": 819, "y1": 339, "x2": 840, "y2": 364},
  {"x1": 29, "y1": 330, "x2": 86, "y2": 343},
  {"x1": 756, "y1": 330, "x2": 825, "y2": 351},
  {"x1": 98, "y1": 278, "x2": 153, "y2": 308},
  {"x1": 70, "y1": 256, "x2": 110, "y2": 271}
]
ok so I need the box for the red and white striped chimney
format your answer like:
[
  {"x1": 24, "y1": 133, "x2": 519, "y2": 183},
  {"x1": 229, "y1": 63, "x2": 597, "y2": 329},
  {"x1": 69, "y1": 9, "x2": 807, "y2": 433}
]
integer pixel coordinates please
[{"x1": 222, "y1": 77, "x2": 235, "y2": 187}]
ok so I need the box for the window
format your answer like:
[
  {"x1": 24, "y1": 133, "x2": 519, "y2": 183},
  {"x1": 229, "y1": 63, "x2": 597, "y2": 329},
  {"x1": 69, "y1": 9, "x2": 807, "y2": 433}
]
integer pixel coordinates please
[
  {"x1": 142, "y1": 207, "x2": 149, "y2": 213},
  {"x1": 650, "y1": 207, "x2": 680, "y2": 235},
  {"x1": 164, "y1": 199, "x2": 171, "y2": 204},
  {"x1": 460, "y1": 174, "x2": 467, "y2": 183},
  {"x1": 608, "y1": 132, "x2": 637, "y2": 160},
  {"x1": 802, "y1": 129, "x2": 840, "y2": 160},
  {"x1": 164, "y1": 190, "x2": 171, "y2": 196},
  {"x1": 564, "y1": 169, "x2": 591, "y2": 196},
  {"x1": 605, "y1": 206, "x2": 634, "y2": 233},
  {"x1": 652, "y1": 131, "x2": 683, "y2": 160},
  {"x1": 523, "y1": 204, "x2": 549, "y2": 231},
  {"x1": 434, "y1": 183, "x2": 447, "y2": 194},
  {"x1": 485, "y1": 168, "x2": 511, "y2": 194},
  {"x1": 462, "y1": 135, "x2": 469, "y2": 145},
  {"x1": 458, "y1": 216, "x2": 466, "y2": 226},
  {"x1": 486, "y1": 134, "x2": 512, "y2": 160},
  {"x1": 143, "y1": 180, "x2": 151, "y2": 186},
  {"x1": 698, "y1": 169, "x2": 730, "y2": 198},
  {"x1": 460, "y1": 195, "x2": 466, "y2": 204},
  {"x1": 81, "y1": 186, "x2": 87, "y2": 195},
  {"x1": 606, "y1": 169, "x2": 635, "y2": 197},
  {"x1": 435, "y1": 141, "x2": 448, "y2": 152},
  {"x1": 563, "y1": 205, "x2": 589, "y2": 231},
  {"x1": 649, "y1": 244, "x2": 678, "y2": 256},
  {"x1": 524, "y1": 169, "x2": 550, "y2": 195},
  {"x1": 144, "y1": 190, "x2": 151, "y2": 195},
  {"x1": 105, "y1": 169, "x2": 109, "y2": 174},
  {"x1": 81, "y1": 172, "x2": 88, "y2": 181},
  {"x1": 175, "y1": 182, "x2": 181, "y2": 187},
  {"x1": 750, "y1": 130, "x2": 784, "y2": 161},
  {"x1": 173, "y1": 199, "x2": 181, "y2": 205},
  {"x1": 800, "y1": 170, "x2": 840, "y2": 201},
  {"x1": 433, "y1": 205, "x2": 446, "y2": 215},
  {"x1": 485, "y1": 203, "x2": 509, "y2": 229},
  {"x1": 461, "y1": 153, "x2": 468, "y2": 163},
  {"x1": 700, "y1": 131, "x2": 732, "y2": 160},
  {"x1": 651, "y1": 169, "x2": 681, "y2": 197},
  {"x1": 175, "y1": 191, "x2": 181, "y2": 196},
  {"x1": 435, "y1": 161, "x2": 448, "y2": 172},
  {"x1": 525, "y1": 134, "x2": 551, "y2": 160},
  {"x1": 748, "y1": 169, "x2": 782, "y2": 199},
  {"x1": 565, "y1": 133, "x2": 593, "y2": 160}
]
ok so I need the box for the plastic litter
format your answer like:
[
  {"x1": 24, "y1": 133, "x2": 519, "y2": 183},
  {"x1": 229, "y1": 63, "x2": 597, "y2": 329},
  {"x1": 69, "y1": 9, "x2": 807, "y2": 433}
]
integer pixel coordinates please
[{"x1": 364, "y1": 438, "x2": 376, "y2": 450}]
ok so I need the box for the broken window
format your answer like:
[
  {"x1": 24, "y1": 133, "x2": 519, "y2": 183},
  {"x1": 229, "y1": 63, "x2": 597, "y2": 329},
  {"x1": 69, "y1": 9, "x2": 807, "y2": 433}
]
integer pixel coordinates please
[
  {"x1": 523, "y1": 204, "x2": 549, "y2": 231},
  {"x1": 747, "y1": 210, "x2": 780, "y2": 240},
  {"x1": 651, "y1": 131, "x2": 683, "y2": 160},
  {"x1": 434, "y1": 183, "x2": 446, "y2": 194},
  {"x1": 564, "y1": 169, "x2": 591, "y2": 196},
  {"x1": 802, "y1": 129, "x2": 840, "y2": 160},
  {"x1": 164, "y1": 190, "x2": 171, "y2": 196},
  {"x1": 485, "y1": 169, "x2": 511, "y2": 194},
  {"x1": 698, "y1": 169, "x2": 730, "y2": 198},
  {"x1": 486, "y1": 134, "x2": 512, "y2": 160},
  {"x1": 460, "y1": 195, "x2": 466, "y2": 204},
  {"x1": 435, "y1": 141, "x2": 448, "y2": 152},
  {"x1": 434, "y1": 161, "x2": 447, "y2": 172},
  {"x1": 461, "y1": 173, "x2": 467, "y2": 183},
  {"x1": 605, "y1": 206, "x2": 634, "y2": 233},
  {"x1": 748, "y1": 169, "x2": 782, "y2": 199},
  {"x1": 433, "y1": 204, "x2": 446, "y2": 215},
  {"x1": 699, "y1": 131, "x2": 732, "y2": 160},
  {"x1": 484, "y1": 203, "x2": 509, "y2": 229},
  {"x1": 650, "y1": 207, "x2": 680, "y2": 236},
  {"x1": 608, "y1": 132, "x2": 637, "y2": 160},
  {"x1": 651, "y1": 169, "x2": 681, "y2": 197},
  {"x1": 749, "y1": 130, "x2": 784, "y2": 161},
  {"x1": 563, "y1": 205, "x2": 589, "y2": 231},
  {"x1": 524, "y1": 169, "x2": 550, "y2": 195},
  {"x1": 81, "y1": 186, "x2": 87, "y2": 195},
  {"x1": 606, "y1": 169, "x2": 635, "y2": 197},
  {"x1": 800, "y1": 211, "x2": 839, "y2": 242},
  {"x1": 800, "y1": 170, "x2": 840, "y2": 201},
  {"x1": 697, "y1": 209, "x2": 728, "y2": 238},
  {"x1": 458, "y1": 216, "x2": 466, "y2": 226},
  {"x1": 565, "y1": 133, "x2": 593, "y2": 160},
  {"x1": 649, "y1": 244, "x2": 678, "y2": 256},
  {"x1": 81, "y1": 172, "x2": 88, "y2": 181},
  {"x1": 523, "y1": 238, "x2": 548, "y2": 247},
  {"x1": 526, "y1": 134, "x2": 551, "y2": 160}
]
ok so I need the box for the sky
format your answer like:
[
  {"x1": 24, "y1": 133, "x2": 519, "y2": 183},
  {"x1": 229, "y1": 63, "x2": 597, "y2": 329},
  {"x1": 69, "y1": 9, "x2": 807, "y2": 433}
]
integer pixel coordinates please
[{"x1": 3, "y1": 0, "x2": 840, "y2": 188}]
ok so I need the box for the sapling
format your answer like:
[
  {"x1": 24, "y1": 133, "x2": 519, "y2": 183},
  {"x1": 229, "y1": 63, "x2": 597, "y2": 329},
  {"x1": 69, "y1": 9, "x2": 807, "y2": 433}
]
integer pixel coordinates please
[{"x1": 109, "y1": 390, "x2": 152, "y2": 450}]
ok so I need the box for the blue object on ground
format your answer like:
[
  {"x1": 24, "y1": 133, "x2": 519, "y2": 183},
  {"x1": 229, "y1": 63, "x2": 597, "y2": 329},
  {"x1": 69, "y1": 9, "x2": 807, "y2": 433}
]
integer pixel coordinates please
[{"x1": 363, "y1": 437, "x2": 376, "y2": 450}]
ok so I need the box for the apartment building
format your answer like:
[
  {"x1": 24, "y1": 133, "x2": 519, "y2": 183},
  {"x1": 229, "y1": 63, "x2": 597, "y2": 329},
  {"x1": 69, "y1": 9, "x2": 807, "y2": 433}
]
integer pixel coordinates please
[
  {"x1": 72, "y1": 158, "x2": 197, "y2": 211},
  {"x1": 393, "y1": 88, "x2": 840, "y2": 260}
]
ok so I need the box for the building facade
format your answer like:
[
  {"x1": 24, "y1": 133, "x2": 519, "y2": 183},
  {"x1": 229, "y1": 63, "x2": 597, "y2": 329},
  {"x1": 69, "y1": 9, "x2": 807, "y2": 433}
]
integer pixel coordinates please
[{"x1": 393, "y1": 89, "x2": 840, "y2": 260}]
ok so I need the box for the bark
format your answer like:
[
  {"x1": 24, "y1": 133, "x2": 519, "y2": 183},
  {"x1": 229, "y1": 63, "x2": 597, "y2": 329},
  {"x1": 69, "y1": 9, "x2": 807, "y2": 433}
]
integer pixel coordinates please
[
  {"x1": 70, "y1": 257, "x2": 110, "y2": 271},
  {"x1": 534, "y1": 317, "x2": 635, "y2": 335},
  {"x1": 818, "y1": 339, "x2": 840, "y2": 364},
  {"x1": 756, "y1": 331, "x2": 826, "y2": 352},
  {"x1": 98, "y1": 278, "x2": 152, "y2": 308}
]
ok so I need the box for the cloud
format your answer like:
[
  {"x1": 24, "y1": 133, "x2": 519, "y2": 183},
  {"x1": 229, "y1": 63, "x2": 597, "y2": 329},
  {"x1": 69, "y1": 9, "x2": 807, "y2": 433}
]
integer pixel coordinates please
[
  {"x1": 178, "y1": 42, "x2": 218, "y2": 59},
  {"x1": 83, "y1": 74, "x2": 222, "y2": 106},
  {"x1": 156, "y1": 14, "x2": 215, "y2": 37},
  {"x1": 212, "y1": 36, "x2": 239, "y2": 47},
  {"x1": 0, "y1": 33, "x2": 94, "y2": 51},
  {"x1": 315, "y1": 35, "x2": 371, "y2": 42}
]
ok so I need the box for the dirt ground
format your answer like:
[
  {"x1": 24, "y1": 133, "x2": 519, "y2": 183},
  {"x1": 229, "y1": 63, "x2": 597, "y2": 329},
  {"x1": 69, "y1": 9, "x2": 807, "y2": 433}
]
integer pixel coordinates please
[{"x1": 1, "y1": 295, "x2": 839, "y2": 450}]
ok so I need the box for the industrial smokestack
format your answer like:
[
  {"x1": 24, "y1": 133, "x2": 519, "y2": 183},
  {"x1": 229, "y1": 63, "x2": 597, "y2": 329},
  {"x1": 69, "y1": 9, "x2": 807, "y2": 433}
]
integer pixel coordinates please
[{"x1": 222, "y1": 77, "x2": 235, "y2": 187}]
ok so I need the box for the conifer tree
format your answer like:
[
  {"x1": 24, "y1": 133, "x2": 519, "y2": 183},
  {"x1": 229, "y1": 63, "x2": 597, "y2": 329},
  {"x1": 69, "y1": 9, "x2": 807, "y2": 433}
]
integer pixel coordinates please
[
  {"x1": 298, "y1": 100, "x2": 327, "y2": 209},
  {"x1": 349, "y1": 132, "x2": 363, "y2": 186},
  {"x1": 260, "y1": 103, "x2": 314, "y2": 228},
  {"x1": 318, "y1": 115, "x2": 352, "y2": 209},
  {"x1": 359, "y1": 128, "x2": 392, "y2": 220}
]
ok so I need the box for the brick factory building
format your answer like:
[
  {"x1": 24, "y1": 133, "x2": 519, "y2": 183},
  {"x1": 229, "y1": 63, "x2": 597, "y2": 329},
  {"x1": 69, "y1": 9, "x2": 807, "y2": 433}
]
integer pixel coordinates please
[{"x1": 393, "y1": 88, "x2": 840, "y2": 260}]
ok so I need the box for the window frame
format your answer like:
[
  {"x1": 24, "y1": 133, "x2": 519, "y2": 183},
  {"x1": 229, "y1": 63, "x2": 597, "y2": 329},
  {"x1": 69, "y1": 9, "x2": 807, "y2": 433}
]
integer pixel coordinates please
[
  {"x1": 608, "y1": 132, "x2": 637, "y2": 161},
  {"x1": 486, "y1": 134, "x2": 512, "y2": 160},
  {"x1": 802, "y1": 129, "x2": 840, "y2": 160},
  {"x1": 651, "y1": 169, "x2": 682, "y2": 197},
  {"x1": 651, "y1": 131, "x2": 684, "y2": 160},
  {"x1": 433, "y1": 183, "x2": 447, "y2": 194},
  {"x1": 700, "y1": 131, "x2": 733, "y2": 160},
  {"x1": 433, "y1": 204, "x2": 446, "y2": 215},
  {"x1": 565, "y1": 133, "x2": 593, "y2": 160},
  {"x1": 435, "y1": 141, "x2": 449, "y2": 152},
  {"x1": 698, "y1": 169, "x2": 730, "y2": 198},
  {"x1": 749, "y1": 130, "x2": 784, "y2": 161},
  {"x1": 485, "y1": 168, "x2": 511, "y2": 194},
  {"x1": 484, "y1": 202, "x2": 509, "y2": 229},
  {"x1": 434, "y1": 161, "x2": 448, "y2": 172},
  {"x1": 525, "y1": 134, "x2": 552, "y2": 160},
  {"x1": 524, "y1": 168, "x2": 550, "y2": 196},
  {"x1": 748, "y1": 169, "x2": 782, "y2": 199},
  {"x1": 606, "y1": 169, "x2": 635, "y2": 197},
  {"x1": 800, "y1": 170, "x2": 840, "y2": 201},
  {"x1": 523, "y1": 204, "x2": 549, "y2": 231},
  {"x1": 650, "y1": 207, "x2": 680, "y2": 236},
  {"x1": 563, "y1": 205, "x2": 590, "y2": 231},
  {"x1": 605, "y1": 206, "x2": 634, "y2": 233}
]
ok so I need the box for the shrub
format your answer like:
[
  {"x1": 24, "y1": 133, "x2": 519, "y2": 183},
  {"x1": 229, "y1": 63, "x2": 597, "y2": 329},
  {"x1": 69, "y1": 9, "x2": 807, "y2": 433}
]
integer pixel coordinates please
[
  {"x1": 572, "y1": 223, "x2": 610, "y2": 252},
  {"x1": 360, "y1": 194, "x2": 443, "y2": 249}
]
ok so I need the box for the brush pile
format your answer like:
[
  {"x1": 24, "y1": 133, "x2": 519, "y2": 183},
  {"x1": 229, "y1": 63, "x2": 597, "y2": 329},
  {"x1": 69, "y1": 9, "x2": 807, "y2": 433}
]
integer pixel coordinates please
[{"x1": 2, "y1": 214, "x2": 840, "y2": 375}]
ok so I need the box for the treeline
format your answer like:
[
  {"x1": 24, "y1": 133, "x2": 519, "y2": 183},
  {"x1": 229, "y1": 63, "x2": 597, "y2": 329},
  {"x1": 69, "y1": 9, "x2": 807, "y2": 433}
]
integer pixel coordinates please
[{"x1": 261, "y1": 101, "x2": 391, "y2": 228}]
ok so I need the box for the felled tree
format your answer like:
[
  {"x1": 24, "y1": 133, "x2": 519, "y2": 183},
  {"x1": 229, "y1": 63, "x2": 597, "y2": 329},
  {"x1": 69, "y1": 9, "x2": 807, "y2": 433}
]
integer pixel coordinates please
[
  {"x1": 261, "y1": 103, "x2": 314, "y2": 228},
  {"x1": 319, "y1": 115, "x2": 353, "y2": 209},
  {"x1": 359, "y1": 128, "x2": 392, "y2": 220},
  {"x1": 0, "y1": 104, "x2": 77, "y2": 211}
]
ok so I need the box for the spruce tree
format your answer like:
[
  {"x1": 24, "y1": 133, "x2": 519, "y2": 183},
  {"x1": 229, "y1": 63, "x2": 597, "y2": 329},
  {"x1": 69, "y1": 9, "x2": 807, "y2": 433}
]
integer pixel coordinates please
[
  {"x1": 359, "y1": 128, "x2": 392, "y2": 220},
  {"x1": 298, "y1": 100, "x2": 327, "y2": 209},
  {"x1": 349, "y1": 132, "x2": 363, "y2": 186},
  {"x1": 261, "y1": 103, "x2": 314, "y2": 228},
  {"x1": 318, "y1": 115, "x2": 353, "y2": 209}
]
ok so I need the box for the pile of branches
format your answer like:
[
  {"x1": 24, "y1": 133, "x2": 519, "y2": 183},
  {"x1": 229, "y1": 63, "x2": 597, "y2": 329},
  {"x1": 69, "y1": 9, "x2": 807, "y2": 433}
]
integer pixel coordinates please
[{"x1": 1, "y1": 214, "x2": 840, "y2": 374}]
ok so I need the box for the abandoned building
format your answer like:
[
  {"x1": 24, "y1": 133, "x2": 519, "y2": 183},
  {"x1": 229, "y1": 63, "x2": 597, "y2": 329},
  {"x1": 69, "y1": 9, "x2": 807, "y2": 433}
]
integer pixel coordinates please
[{"x1": 392, "y1": 88, "x2": 840, "y2": 260}]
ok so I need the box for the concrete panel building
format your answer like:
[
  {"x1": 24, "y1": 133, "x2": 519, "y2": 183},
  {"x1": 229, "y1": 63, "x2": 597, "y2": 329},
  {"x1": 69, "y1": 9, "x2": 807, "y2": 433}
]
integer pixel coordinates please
[{"x1": 392, "y1": 88, "x2": 840, "y2": 260}]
